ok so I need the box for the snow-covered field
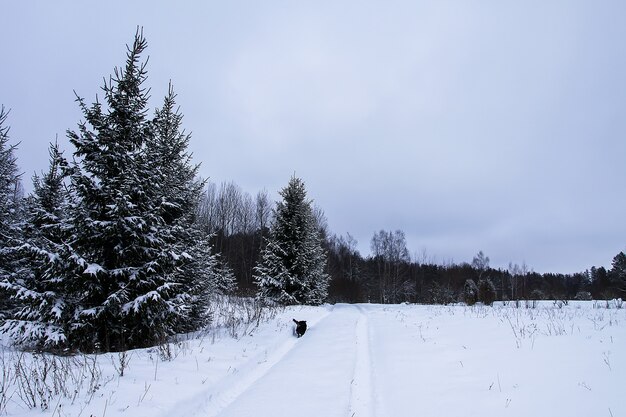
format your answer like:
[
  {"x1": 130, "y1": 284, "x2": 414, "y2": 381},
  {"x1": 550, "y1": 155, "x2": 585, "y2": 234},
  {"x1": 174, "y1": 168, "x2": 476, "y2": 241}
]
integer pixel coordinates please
[{"x1": 1, "y1": 301, "x2": 624, "y2": 417}]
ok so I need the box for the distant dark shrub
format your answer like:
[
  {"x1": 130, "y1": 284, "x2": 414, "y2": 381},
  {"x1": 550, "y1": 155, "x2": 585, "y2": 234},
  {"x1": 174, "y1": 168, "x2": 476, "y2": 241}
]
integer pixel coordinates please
[
  {"x1": 530, "y1": 289, "x2": 546, "y2": 300},
  {"x1": 463, "y1": 279, "x2": 478, "y2": 305},
  {"x1": 478, "y1": 279, "x2": 496, "y2": 306}
]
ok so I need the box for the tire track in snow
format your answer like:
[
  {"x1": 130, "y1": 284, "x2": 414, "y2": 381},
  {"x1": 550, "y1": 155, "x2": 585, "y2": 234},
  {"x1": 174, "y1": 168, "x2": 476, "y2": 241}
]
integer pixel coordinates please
[
  {"x1": 158, "y1": 308, "x2": 333, "y2": 417},
  {"x1": 349, "y1": 305, "x2": 374, "y2": 417}
]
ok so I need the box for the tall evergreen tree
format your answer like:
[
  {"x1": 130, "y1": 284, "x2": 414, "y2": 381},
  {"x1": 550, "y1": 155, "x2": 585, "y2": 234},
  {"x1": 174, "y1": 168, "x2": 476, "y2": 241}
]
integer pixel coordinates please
[
  {"x1": 1, "y1": 143, "x2": 74, "y2": 348},
  {"x1": 0, "y1": 106, "x2": 24, "y2": 318},
  {"x1": 48, "y1": 30, "x2": 212, "y2": 351},
  {"x1": 2, "y1": 32, "x2": 216, "y2": 352},
  {"x1": 609, "y1": 251, "x2": 626, "y2": 295},
  {"x1": 149, "y1": 83, "x2": 220, "y2": 330},
  {"x1": 63, "y1": 30, "x2": 162, "y2": 350},
  {"x1": 254, "y1": 176, "x2": 328, "y2": 305},
  {"x1": 149, "y1": 82, "x2": 201, "y2": 226}
]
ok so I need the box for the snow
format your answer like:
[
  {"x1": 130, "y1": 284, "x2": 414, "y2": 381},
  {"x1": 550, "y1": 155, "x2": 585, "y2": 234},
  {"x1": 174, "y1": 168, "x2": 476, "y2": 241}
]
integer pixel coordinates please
[
  {"x1": 1, "y1": 301, "x2": 624, "y2": 417},
  {"x1": 123, "y1": 293, "x2": 160, "y2": 314},
  {"x1": 50, "y1": 300, "x2": 64, "y2": 319},
  {"x1": 83, "y1": 263, "x2": 105, "y2": 276}
]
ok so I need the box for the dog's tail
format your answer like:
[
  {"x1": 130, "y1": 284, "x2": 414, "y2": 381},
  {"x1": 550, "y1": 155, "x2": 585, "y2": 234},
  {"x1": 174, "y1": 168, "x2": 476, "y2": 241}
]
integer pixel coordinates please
[{"x1": 293, "y1": 319, "x2": 298, "y2": 324}]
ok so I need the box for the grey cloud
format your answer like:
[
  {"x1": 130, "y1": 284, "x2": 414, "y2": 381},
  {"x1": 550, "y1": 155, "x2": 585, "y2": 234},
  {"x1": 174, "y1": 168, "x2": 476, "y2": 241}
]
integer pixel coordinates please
[{"x1": 2, "y1": 0, "x2": 625, "y2": 273}]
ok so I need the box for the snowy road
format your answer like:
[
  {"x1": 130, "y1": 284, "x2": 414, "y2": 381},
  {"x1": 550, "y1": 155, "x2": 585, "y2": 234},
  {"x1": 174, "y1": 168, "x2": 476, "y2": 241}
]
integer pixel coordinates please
[
  {"x1": 212, "y1": 304, "x2": 370, "y2": 417},
  {"x1": 158, "y1": 304, "x2": 375, "y2": 417},
  {"x1": 148, "y1": 302, "x2": 624, "y2": 417}
]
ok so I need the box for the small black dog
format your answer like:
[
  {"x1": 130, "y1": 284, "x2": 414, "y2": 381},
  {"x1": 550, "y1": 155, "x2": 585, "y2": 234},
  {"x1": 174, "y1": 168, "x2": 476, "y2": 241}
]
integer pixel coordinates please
[{"x1": 293, "y1": 319, "x2": 307, "y2": 338}]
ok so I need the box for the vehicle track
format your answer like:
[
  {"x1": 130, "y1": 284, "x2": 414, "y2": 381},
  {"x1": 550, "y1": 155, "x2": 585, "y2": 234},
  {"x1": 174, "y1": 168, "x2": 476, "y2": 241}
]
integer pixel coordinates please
[
  {"x1": 158, "y1": 308, "x2": 333, "y2": 417},
  {"x1": 216, "y1": 304, "x2": 362, "y2": 417},
  {"x1": 348, "y1": 305, "x2": 375, "y2": 417},
  {"x1": 158, "y1": 304, "x2": 384, "y2": 417}
]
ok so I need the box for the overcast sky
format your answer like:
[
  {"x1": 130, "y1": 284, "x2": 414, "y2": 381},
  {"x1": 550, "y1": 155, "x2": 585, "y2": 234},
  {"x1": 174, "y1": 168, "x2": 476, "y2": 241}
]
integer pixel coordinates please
[{"x1": 2, "y1": 1, "x2": 625, "y2": 273}]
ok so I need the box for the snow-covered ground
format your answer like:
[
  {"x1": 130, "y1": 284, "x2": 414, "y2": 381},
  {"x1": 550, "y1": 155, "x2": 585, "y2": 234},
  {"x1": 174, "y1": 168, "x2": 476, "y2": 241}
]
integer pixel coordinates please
[{"x1": 1, "y1": 301, "x2": 624, "y2": 417}]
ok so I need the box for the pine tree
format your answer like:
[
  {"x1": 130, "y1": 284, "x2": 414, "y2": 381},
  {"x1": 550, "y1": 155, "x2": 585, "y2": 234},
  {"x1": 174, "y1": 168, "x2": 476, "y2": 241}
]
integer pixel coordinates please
[
  {"x1": 2, "y1": 31, "x2": 214, "y2": 352},
  {"x1": 209, "y1": 256, "x2": 238, "y2": 295},
  {"x1": 254, "y1": 176, "x2": 328, "y2": 305},
  {"x1": 609, "y1": 251, "x2": 626, "y2": 295},
  {"x1": 61, "y1": 30, "x2": 206, "y2": 351},
  {"x1": 149, "y1": 83, "x2": 220, "y2": 331},
  {"x1": 149, "y1": 82, "x2": 201, "y2": 226},
  {"x1": 255, "y1": 239, "x2": 293, "y2": 304},
  {"x1": 1, "y1": 143, "x2": 75, "y2": 348},
  {"x1": 0, "y1": 106, "x2": 24, "y2": 318}
]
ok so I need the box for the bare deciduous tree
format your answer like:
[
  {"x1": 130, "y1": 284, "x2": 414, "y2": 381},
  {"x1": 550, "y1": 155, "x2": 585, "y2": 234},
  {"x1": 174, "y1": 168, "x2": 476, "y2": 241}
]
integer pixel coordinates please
[{"x1": 371, "y1": 230, "x2": 410, "y2": 303}]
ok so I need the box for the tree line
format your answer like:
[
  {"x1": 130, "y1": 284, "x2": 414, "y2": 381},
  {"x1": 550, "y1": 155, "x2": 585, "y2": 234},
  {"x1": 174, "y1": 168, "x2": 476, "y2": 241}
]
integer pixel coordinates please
[
  {"x1": 326, "y1": 245, "x2": 625, "y2": 305},
  {"x1": 1, "y1": 30, "x2": 624, "y2": 353},
  {"x1": 202, "y1": 182, "x2": 625, "y2": 305}
]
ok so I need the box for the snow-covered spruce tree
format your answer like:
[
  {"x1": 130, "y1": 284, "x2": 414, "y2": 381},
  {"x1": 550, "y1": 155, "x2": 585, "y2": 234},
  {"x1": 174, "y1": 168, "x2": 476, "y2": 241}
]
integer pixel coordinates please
[
  {"x1": 0, "y1": 106, "x2": 25, "y2": 319},
  {"x1": 609, "y1": 251, "x2": 626, "y2": 295},
  {"x1": 209, "y1": 256, "x2": 238, "y2": 295},
  {"x1": 254, "y1": 176, "x2": 329, "y2": 305},
  {"x1": 148, "y1": 83, "x2": 221, "y2": 331},
  {"x1": 0, "y1": 143, "x2": 77, "y2": 348},
  {"x1": 60, "y1": 30, "x2": 209, "y2": 351}
]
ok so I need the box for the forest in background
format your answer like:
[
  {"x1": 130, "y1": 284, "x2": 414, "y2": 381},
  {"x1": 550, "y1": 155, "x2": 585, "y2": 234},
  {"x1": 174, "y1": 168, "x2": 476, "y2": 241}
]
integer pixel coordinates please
[{"x1": 195, "y1": 179, "x2": 624, "y2": 304}]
